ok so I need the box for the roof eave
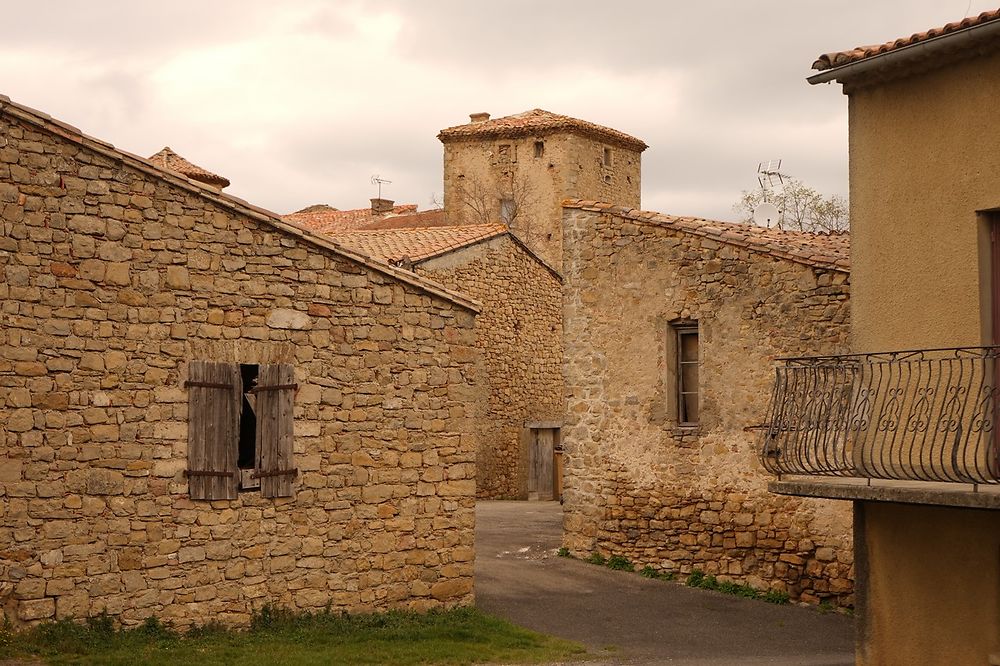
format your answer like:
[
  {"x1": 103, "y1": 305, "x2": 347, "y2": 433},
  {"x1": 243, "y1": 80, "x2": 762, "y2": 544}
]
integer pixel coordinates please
[{"x1": 809, "y1": 19, "x2": 1000, "y2": 85}]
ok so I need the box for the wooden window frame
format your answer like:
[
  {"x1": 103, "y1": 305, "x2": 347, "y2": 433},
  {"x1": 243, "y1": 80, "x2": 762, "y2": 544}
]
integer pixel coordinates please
[{"x1": 674, "y1": 324, "x2": 699, "y2": 427}]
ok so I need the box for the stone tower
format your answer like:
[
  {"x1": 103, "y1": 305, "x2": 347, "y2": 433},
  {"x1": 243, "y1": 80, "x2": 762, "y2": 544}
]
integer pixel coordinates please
[{"x1": 437, "y1": 109, "x2": 647, "y2": 268}]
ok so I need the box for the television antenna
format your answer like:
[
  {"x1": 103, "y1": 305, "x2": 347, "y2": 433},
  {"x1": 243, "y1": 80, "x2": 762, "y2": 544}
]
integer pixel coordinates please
[
  {"x1": 753, "y1": 160, "x2": 788, "y2": 228},
  {"x1": 371, "y1": 174, "x2": 392, "y2": 199}
]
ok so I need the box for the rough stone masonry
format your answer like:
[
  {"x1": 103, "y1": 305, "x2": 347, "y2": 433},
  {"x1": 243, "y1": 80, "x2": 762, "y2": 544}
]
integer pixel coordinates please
[
  {"x1": 0, "y1": 98, "x2": 480, "y2": 628},
  {"x1": 560, "y1": 202, "x2": 855, "y2": 607}
]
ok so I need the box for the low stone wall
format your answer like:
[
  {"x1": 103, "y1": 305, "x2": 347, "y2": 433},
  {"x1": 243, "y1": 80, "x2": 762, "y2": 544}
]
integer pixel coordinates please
[
  {"x1": 560, "y1": 205, "x2": 855, "y2": 606},
  {"x1": 0, "y1": 107, "x2": 479, "y2": 627}
]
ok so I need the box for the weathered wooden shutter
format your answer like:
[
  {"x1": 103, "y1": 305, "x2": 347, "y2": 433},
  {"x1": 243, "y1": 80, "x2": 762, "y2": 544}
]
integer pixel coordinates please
[
  {"x1": 253, "y1": 364, "x2": 297, "y2": 498},
  {"x1": 185, "y1": 361, "x2": 240, "y2": 500}
]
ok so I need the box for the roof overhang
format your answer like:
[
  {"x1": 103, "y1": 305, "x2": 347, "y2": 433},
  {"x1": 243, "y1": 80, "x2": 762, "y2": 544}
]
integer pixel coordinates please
[{"x1": 809, "y1": 18, "x2": 1000, "y2": 87}]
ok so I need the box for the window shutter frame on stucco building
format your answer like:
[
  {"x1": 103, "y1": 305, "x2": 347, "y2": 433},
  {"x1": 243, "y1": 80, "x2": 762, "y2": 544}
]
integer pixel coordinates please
[
  {"x1": 185, "y1": 361, "x2": 241, "y2": 500},
  {"x1": 252, "y1": 363, "x2": 297, "y2": 498}
]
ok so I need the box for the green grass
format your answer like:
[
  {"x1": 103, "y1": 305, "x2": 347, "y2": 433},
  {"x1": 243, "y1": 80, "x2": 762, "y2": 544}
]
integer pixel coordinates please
[
  {"x1": 0, "y1": 607, "x2": 586, "y2": 666},
  {"x1": 685, "y1": 570, "x2": 789, "y2": 604}
]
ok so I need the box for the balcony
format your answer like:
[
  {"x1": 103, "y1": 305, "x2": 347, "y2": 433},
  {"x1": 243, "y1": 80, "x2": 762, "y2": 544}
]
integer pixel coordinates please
[{"x1": 758, "y1": 346, "x2": 1000, "y2": 508}]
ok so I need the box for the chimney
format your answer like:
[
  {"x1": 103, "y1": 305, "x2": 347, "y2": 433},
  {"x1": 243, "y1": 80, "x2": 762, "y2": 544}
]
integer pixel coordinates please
[
  {"x1": 370, "y1": 198, "x2": 395, "y2": 215},
  {"x1": 469, "y1": 112, "x2": 490, "y2": 123}
]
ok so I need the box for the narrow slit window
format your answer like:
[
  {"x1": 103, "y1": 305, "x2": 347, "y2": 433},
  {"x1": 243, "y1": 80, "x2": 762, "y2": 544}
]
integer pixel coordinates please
[
  {"x1": 603, "y1": 147, "x2": 613, "y2": 167},
  {"x1": 676, "y1": 325, "x2": 699, "y2": 425},
  {"x1": 534, "y1": 141, "x2": 544, "y2": 158}
]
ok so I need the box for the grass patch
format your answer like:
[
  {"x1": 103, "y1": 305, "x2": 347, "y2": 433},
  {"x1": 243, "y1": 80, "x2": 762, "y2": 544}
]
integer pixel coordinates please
[
  {"x1": 585, "y1": 552, "x2": 607, "y2": 566},
  {"x1": 556, "y1": 547, "x2": 572, "y2": 558},
  {"x1": 0, "y1": 606, "x2": 586, "y2": 665},
  {"x1": 685, "y1": 570, "x2": 789, "y2": 605},
  {"x1": 638, "y1": 566, "x2": 675, "y2": 582},
  {"x1": 605, "y1": 556, "x2": 633, "y2": 572}
]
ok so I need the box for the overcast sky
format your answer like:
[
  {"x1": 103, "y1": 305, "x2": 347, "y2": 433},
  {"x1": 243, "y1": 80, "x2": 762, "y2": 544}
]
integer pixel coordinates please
[{"x1": 2, "y1": 1, "x2": 995, "y2": 221}]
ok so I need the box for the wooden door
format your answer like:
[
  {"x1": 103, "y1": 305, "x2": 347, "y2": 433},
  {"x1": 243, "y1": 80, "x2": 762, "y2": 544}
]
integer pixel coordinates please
[{"x1": 528, "y1": 428, "x2": 555, "y2": 501}]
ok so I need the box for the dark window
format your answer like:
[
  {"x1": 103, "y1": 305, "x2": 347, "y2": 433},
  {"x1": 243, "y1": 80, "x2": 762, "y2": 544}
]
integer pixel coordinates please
[
  {"x1": 675, "y1": 325, "x2": 699, "y2": 425},
  {"x1": 238, "y1": 364, "x2": 259, "y2": 482},
  {"x1": 534, "y1": 141, "x2": 544, "y2": 158}
]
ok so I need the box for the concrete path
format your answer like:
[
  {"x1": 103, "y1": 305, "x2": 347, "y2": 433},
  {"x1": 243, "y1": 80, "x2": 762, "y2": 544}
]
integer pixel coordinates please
[{"x1": 475, "y1": 501, "x2": 855, "y2": 665}]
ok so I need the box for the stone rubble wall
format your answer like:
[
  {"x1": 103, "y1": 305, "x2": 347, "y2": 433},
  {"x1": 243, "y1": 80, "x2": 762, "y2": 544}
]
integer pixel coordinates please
[
  {"x1": 560, "y1": 207, "x2": 855, "y2": 607},
  {"x1": 0, "y1": 112, "x2": 479, "y2": 628},
  {"x1": 417, "y1": 236, "x2": 563, "y2": 499},
  {"x1": 442, "y1": 133, "x2": 641, "y2": 270}
]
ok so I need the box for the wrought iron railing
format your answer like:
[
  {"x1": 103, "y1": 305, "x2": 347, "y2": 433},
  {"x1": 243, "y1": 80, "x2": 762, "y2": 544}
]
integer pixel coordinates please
[{"x1": 758, "y1": 346, "x2": 1000, "y2": 485}]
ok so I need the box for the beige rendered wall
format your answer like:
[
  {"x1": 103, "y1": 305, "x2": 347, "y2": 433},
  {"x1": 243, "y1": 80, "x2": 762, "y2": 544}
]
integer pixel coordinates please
[
  {"x1": 417, "y1": 236, "x2": 563, "y2": 498},
  {"x1": 0, "y1": 112, "x2": 479, "y2": 627},
  {"x1": 847, "y1": 51, "x2": 1000, "y2": 666},
  {"x1": 561, "y1": 207, "x2": 854, "y2": 604},
  {"x1": 848, "y1": 51, "x2": 1000, "y2": 351},
  {"x1": 859, "y1": 503, "x2": 1000, "y2": 665},
  {"x1": 442, "y1": 134, "x2": 640, "y2": 269}
]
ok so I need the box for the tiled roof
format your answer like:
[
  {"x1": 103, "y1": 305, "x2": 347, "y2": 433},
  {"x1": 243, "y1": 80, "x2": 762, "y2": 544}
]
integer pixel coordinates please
[
  {"x1": 148, "y1": 146, "x2": 230, "y2": 189},
  {"x1": 361, "y1": 209, "x2": 448, "y2": 230},
  {"x1": 813, "y1": 9, "x2": 1000, "y2": 72},
  {"x1": 563, "y1": 200, "x2": 849, "y2": 273},
  {"x1": 438, "y1": 109, "x2": 648, "y2": 152},
  {"x1": 331, "y1": 224, "x2": 508, "y2": 264},
  {"x1": 0, "y1": 93, "x2": 479, "y2": 313},
  {"x1": 282, "y1": 203, "x2": 419, "y2": 234}
]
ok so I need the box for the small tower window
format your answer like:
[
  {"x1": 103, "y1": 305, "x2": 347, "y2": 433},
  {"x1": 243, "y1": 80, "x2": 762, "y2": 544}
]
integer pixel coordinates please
[
  {"x1": 534, "y1": 141, "x2": 545, "y2": 158},
  {"x1": 603, "y1": 147, "x2": 613, "y2": 167}
]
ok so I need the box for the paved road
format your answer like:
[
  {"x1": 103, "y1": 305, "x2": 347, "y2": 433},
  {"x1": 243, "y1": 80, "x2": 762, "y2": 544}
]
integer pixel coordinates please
[{"x1": 475, "y1": 501, "x2": 855, "y2": 666}]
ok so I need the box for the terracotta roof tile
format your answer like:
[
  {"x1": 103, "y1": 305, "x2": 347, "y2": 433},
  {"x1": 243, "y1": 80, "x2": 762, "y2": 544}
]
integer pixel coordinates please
[
  {"x1": 330, "y1": 224, "x2": 508, "y2": 264},
  {"x1": 282, "y1": 203, "x2": 420, "y2": 234},
  {"x1": 361, "y1": 209, "x2": 448, "y2": 230},
  {"x1": 813, "y1": 8, "x2": 1000, "y2": 72},
  {"x1": 562, "y1": 200, "x2": 849, "y2": 273},
  {"x1": 148, "y1": 146, "x2": 230, "y2": 189},
  {"x1": 437, "y1": 109, "x2": 647, "y2": 152}
]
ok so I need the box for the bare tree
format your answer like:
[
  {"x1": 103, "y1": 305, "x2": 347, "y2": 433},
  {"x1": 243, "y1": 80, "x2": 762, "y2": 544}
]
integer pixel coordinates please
[
  {"x1": 453, "y1": 171, "x2": 537, "y2": 231},
  {"x1": 734, "y1": 179, "x2": 848, "y2": 233}
]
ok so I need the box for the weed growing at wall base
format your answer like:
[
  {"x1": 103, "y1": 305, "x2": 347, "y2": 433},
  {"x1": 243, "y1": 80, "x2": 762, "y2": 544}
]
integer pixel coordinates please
[
  {"x1": 687, "y1": 570, "x2": 790, "y2": 604},
  {"x1": 0, "y1": 607, "x2": 586, "y2": 665}
]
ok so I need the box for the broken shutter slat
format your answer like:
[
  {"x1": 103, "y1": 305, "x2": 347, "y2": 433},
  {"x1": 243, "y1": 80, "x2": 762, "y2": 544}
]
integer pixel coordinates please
[
  {"x1": 256, "y1": 363, "x2": 296, "y2": 498},
  {"x1": 186, "y1": 361, "x2": 240, "y2": 500},
  {"x1": 248, "y1": 383, "x2": 298, "y2": 394}
]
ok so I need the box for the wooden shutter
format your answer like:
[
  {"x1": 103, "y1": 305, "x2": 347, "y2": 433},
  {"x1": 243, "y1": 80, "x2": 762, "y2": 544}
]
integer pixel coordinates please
[
  {"x1": 254, "y1": 364, "x2": 297, "y2": 498},
  {"x1": 185, "y1": 361, "x2": 240, "y2": 500}
]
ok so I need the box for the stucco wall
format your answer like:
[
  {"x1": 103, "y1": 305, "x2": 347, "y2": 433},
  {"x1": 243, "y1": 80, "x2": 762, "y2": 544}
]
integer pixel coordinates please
[
  {"x1": 561, "y1": 207, "x2": 854, "y2": 605},
  {"x1": 848, "y1": 50, "x2": 1000, "y2": 351},
  {"x1": 417, "y1": 236, "x2": 563, "y2": 498},
  {"x1": 442, "y1": 134, "x2": 640, "y2": 269},
  {"x1": 0, "y1": 112, "x2": 479, "y2": 627},
  {"x1": 858, "y1": 502, "x2": 1000, "y2": 665},
  {"x1": 846, "y1": 51, "x2": 1000, "y2": 665}
]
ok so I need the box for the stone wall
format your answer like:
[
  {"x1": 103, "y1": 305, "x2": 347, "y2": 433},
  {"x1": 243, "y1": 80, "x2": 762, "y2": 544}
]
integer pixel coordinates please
[
  {"x1": 561, "y1": 206, "x2": 855, "y2": 606},
  {"x1": 417, "y1": 235, "x2": 563, "y2": 499},
  {"x1": 0, "y1": 108, "x2": 479, "y2": 627},
  {"x1": 442, "y1": 134, "x2": 641, "y2": 269}
]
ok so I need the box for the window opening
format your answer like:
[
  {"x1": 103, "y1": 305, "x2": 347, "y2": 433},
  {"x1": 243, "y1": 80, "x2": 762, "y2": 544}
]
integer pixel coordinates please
[
  {"x1": 675, "y1": 325, "x2": 699, "y2": 425},
  {"x1": 534, "y1": 141, "x2": 544, "y2": 158},
  {"x1": 238, "y1": 364, "x2": 259, "y2": 489},
  {"x1": 500, "y1": 197, "x2": 516, "y2": 225},
  {"x1": 603, "y1": 147, "x2": 613, "y2": 167}
]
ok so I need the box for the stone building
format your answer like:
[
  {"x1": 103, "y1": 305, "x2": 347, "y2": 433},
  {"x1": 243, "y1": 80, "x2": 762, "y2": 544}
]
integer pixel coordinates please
[
  {"x1": 438, "y1": 109, "x2": 646, "y2": 269},
  {"x1": 0, "y1": 94, "x2": 481, "y2": 627},
  {"x1": 560, "y1": 201, "x2": 854, "y2": 606},
  {"x1": 327, "y1": 224, "x2": 563, "y2": 500}
]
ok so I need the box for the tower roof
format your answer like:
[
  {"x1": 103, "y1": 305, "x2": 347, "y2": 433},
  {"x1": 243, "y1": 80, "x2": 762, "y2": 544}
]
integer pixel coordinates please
[
  {"x1": 147, "y1": 146, "x2": 231, "y2": 189},
  {"x1": 437, "y1": 109, "x2": 647, "y2": 152}
]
